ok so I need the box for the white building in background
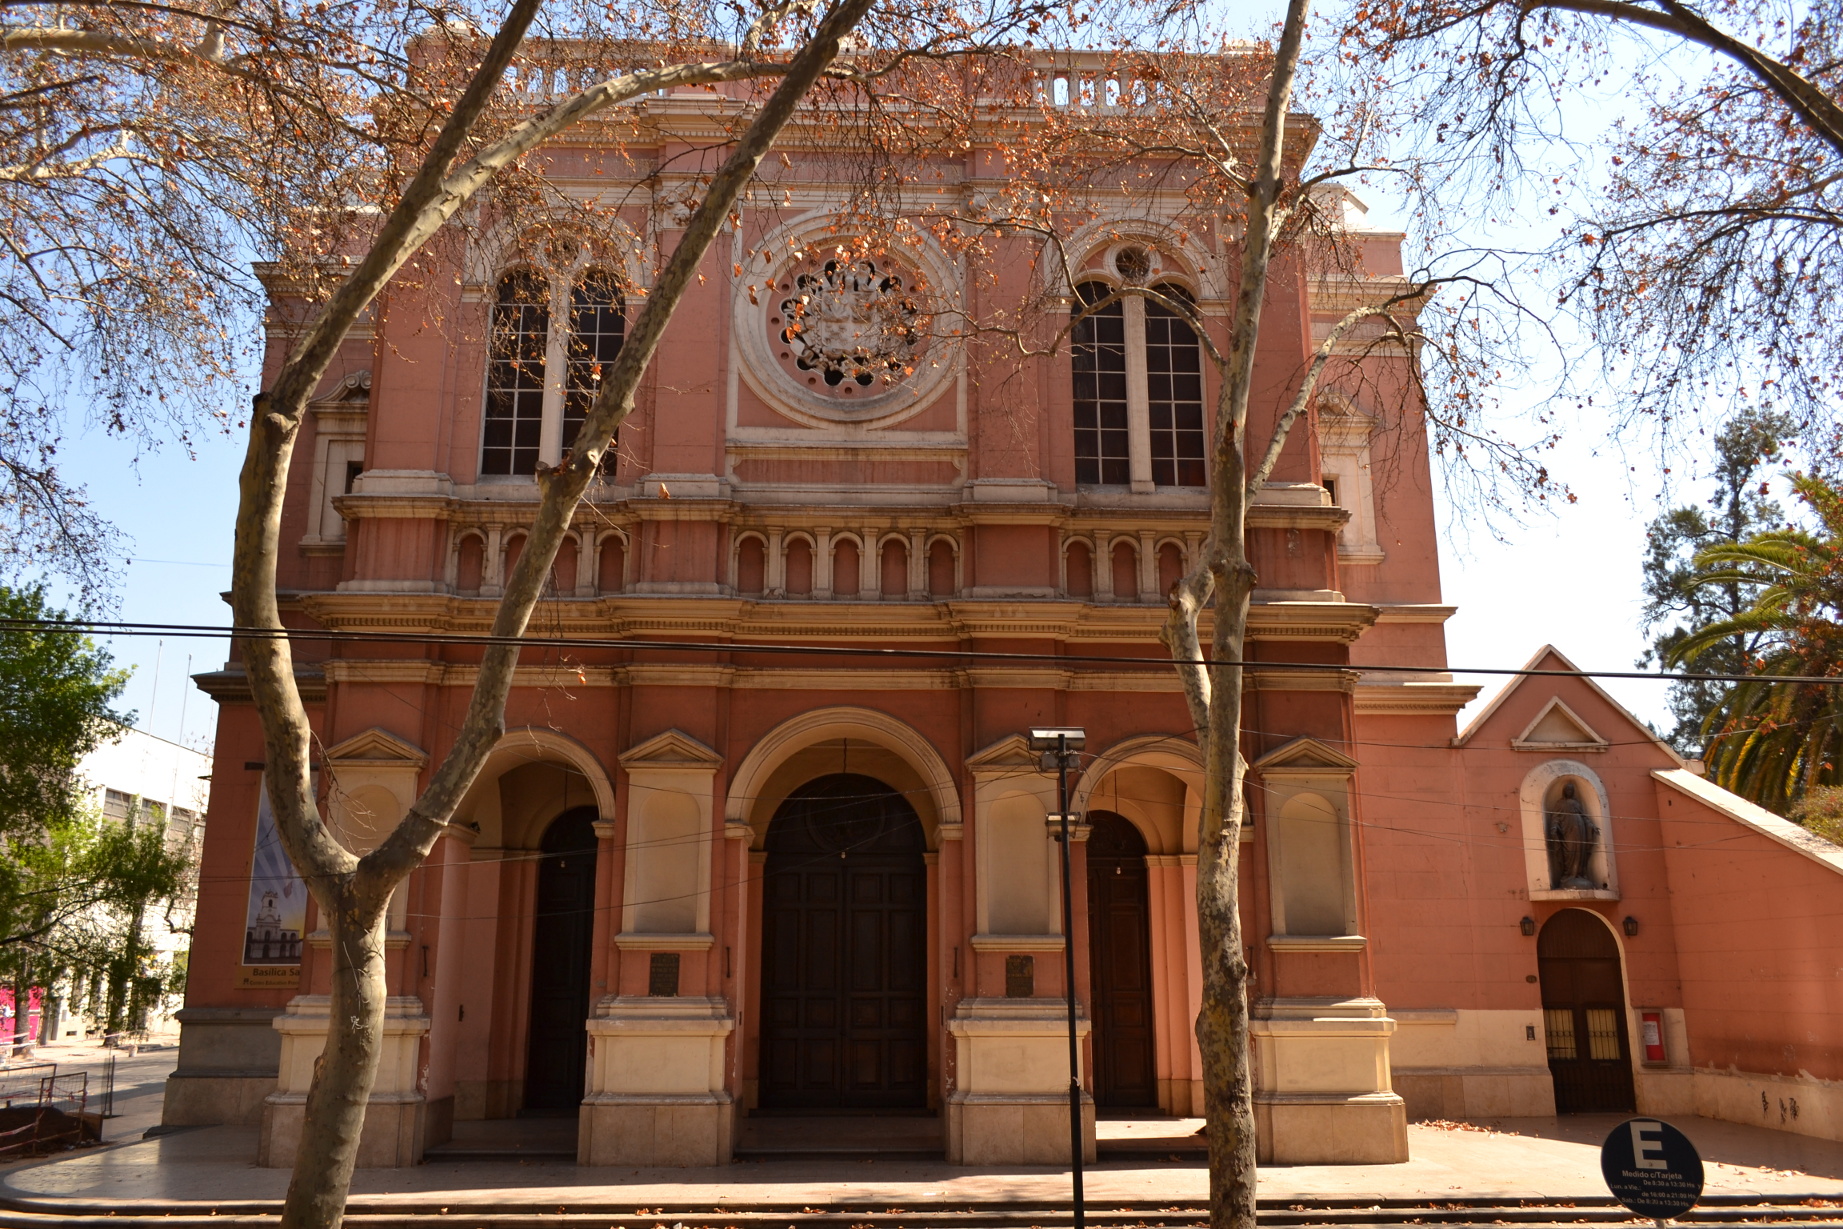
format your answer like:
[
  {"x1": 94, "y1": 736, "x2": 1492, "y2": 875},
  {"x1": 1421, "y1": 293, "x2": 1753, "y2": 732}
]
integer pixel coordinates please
[{"x1": 41, "y1": 728, "x2": 213, "y2": 1041}]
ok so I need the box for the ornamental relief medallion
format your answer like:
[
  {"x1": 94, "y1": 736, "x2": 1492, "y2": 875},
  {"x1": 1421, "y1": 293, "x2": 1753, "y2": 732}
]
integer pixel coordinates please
[{"x1": 734, "y1": 230, "x2": 960, "y2": 429}]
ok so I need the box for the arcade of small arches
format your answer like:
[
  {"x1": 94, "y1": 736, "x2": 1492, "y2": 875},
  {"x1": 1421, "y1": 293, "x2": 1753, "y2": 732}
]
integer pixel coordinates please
[{"x1": 442, "y1": 521, "x2": 1198, "y2": 603}]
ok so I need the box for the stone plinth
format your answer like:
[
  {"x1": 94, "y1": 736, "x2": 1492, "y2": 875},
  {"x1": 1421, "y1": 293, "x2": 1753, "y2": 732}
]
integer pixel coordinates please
[
  {"x1": 580, "y1": 996, "x2": 734, "y2": 1167},
  {"x1": 257, "y1": 995, "x2": 430, "y2": 1168},
  {"x1": 946, "y1": 998, "x2": 1095, "y2": 1165},
  {"x1": 1251, "y1": 996, "x2": 1409, "y2": 1164}
]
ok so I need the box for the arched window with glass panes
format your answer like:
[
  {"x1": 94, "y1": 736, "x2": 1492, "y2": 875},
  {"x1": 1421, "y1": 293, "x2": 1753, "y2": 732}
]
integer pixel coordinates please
[
  {"x1": 482, "y1": 269, "x2": 624, "y2": 477},
  {"x1": 1071, "y1": 278, "x2": 1205, "y2": 490}
]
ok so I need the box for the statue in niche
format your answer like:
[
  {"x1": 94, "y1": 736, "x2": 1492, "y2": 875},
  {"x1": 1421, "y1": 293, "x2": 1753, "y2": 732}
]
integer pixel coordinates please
[{"x1": 1545, "y1": 781, "x2": 1601, "y2": 889}]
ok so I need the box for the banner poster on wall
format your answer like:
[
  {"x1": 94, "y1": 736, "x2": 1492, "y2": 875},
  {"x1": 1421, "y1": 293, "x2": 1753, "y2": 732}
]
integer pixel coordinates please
[{"x1": 236, "y1": 775, "x2": 310, "y2": 989}]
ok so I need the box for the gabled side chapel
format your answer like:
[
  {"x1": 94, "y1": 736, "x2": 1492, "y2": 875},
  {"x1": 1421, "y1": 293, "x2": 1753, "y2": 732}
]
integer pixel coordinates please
[{"x1": 166, "y1": 54, "x2": 1843, "y2": 1169}]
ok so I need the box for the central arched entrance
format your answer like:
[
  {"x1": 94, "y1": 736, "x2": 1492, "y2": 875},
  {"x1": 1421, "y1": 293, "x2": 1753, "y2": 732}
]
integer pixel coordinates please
[
  {"x1": 524, "y1": 807, "x2": 599, "y2": 1112},
  {"x1": 1538, "y1": 909, "x2": 1636, "y2": 1114},
  {"x1": 760, "y1": 773, "x2": 927, "y2": 1109}
]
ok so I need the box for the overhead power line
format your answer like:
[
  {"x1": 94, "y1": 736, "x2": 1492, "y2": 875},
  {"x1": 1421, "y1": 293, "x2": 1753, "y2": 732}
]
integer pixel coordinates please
[{"x1": 4, "y1": 615, "x2": 1842, "y2": 687}]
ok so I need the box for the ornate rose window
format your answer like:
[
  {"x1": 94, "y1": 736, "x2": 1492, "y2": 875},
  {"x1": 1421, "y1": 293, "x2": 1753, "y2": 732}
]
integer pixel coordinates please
[
  {"x1": 769, "y1": 256, "x2": 930, "y2": 400},
  {"x1": 735, "y1": 230, "x2": 957, "y2": 428}
]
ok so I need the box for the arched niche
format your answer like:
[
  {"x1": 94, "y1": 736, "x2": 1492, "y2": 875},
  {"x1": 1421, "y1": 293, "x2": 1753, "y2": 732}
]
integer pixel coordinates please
[
  {"x1": 1519, "y1": 759, "x2": 1619, "y2": 900},
  {"x1": 1073, "y1": 734, "x2": 1204, "y2": 855},
  {"x1": 726, "y1": 707, "x2": 961, "y2": 848},
  {"x1": 452, "y1": 726, "x2": 617, "y2": 851}
]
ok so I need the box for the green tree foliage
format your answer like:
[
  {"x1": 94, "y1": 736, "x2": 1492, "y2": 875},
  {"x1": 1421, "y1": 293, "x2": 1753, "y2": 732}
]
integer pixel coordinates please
[
  {"x1": 1639, "y1": 410, "x2": 1792, "y2": 752},
  {"x1": 1667, "y1": 474, "x2": 1843, "y2": 815},
  {"x1": 0, "y1": 585, "x2": 130, "y2": 836},
  {"x1": 1788, "y1": 787, "x2": 1843, "y2": 846},
  {"x1": 0, "y1": 585, "x2": 188, "y2": 1038}
]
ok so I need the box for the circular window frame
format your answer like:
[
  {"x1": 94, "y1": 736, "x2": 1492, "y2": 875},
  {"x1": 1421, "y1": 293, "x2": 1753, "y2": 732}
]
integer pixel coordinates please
[{"x1": 733, "y1": 219, "x2": 962, "y2": 429}]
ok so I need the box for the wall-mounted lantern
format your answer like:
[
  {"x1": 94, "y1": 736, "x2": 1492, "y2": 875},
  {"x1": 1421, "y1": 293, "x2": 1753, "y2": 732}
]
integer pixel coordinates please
[
  {"x1": 1623, "y1": 915, "x2": 1640, "y2": 937},
  {"x1": 1519, "y1": 916, "x2": 1537, "y2": 936}
]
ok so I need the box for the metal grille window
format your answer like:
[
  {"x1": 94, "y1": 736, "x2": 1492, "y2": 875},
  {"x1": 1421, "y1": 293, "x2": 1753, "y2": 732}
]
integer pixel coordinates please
[
  {"x1": 1145, "y1": 287, "x2": 1205, "y2": 487},
  {"x1": 1585, "y1": 1008, "x2": 1622, "y2": 1060},
  {"x1": 562, "y1": 271, "x2": 624, "y2": 469},
  {"x1": 103, "y1": 789, "x2": 133, "y2": 820},
  {"x1": 482, "y1": 270, "x2": 550, "y2": 476},
  {"x1": 1072, "y1": 282, "x2": 1130, "y2": 485},
  {"x1": 1543, "y1": 1008, "x2": 1577, "y2": 1060}
]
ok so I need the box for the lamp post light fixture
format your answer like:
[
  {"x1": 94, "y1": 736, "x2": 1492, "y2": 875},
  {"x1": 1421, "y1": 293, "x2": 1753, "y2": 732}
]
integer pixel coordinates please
[{"x1": 1026, "y1": 726, "x2": 1086, "y2": 1229}]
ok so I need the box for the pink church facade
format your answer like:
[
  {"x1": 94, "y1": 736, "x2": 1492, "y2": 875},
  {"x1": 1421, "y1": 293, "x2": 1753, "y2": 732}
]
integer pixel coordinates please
[{"x1": 164, "y1": 65, "x2": 1843, "y2": 1168}]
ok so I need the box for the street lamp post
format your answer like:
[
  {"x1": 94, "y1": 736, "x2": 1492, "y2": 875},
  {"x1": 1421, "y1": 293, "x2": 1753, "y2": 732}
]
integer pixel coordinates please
[{"x1": 1028, "y1": 726, "x2": 1086, "y2": 1229}]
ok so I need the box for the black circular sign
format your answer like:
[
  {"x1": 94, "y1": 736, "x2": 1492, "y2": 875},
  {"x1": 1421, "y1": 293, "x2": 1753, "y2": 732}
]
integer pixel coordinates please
[{"x1": 1601, "y1": 1118, "x2": 1704, "y2": 1219}]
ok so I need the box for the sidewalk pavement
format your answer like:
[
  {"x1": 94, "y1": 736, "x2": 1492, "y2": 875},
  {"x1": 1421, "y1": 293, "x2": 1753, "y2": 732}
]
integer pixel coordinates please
[{"x1": 3, "y1": 1115, "x2": 1841, "y2": 1211}]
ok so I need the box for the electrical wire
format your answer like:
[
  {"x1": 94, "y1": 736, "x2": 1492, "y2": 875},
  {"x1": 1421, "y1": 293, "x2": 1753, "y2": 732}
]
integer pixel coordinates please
[{"x1": 9, "y1": 615, "x2": 1843, "y2": 687}]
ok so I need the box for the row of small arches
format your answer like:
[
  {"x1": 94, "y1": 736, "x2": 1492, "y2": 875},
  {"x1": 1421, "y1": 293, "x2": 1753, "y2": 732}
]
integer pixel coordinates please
[
  {"x1": 733, "y1": 532, "x2": 958, "y2": 599},
  {"x1": 448, "y1": 526, "x2": 1190, "y2": 601}
]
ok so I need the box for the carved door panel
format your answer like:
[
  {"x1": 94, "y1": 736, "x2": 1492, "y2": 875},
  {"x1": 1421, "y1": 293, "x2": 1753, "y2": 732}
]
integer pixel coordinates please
[
  {"x1": 1087, "y1": 811, "x2": 1158, "y2": 1108},
  {"x1": 524, "y1": 807, "x2": 600, "y2": 1111},
  {"x1": 761, "y1": 774, "x2": 926, "y2": 1109},
  {"x1": 1538, "y1": 909, "x2": 1636, "y2": 1114}
]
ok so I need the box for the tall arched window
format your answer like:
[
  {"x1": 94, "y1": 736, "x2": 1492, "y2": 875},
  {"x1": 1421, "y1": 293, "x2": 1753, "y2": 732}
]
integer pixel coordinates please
[
  {"x1": 482, "y1": 271, "x2": 549, "y2": 477},
  {"x1": 1072, "y1": 281, "x2": 1130, "y2": 485},
  {"x1": 563, "y1": 270, "x2": 625, "y2": 461},
  {"x1": 1070, "y1": 276, "x2": 1206, "y2": 490},
  {"x1": 481, "y1": 268, "x2": 625, "y2": 476},
  {"x1": 1145, "y1": 286, "x2": 1205, "y2": 487}
]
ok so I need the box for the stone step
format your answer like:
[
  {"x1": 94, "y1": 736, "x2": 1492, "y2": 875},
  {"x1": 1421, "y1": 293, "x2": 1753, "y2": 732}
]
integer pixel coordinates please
[{"x1": 4, "y1": 1197, "x2": 1840, "y2": 1229}]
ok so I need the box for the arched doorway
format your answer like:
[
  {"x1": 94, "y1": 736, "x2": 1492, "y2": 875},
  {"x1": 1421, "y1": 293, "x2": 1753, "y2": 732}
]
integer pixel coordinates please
[
  {"x1": 1086, "y1": 811, "x2": 1157, "y2": 1107},
  {"x1": 1538, "y1": 909, "x2": 1636, "y2": 1113},
  {"x1": 524, "y1": 807, "x2": 599, "y2": 1112},
  {"x1": 760, "y1": 773, "x2": 926, "y2": 1109}
]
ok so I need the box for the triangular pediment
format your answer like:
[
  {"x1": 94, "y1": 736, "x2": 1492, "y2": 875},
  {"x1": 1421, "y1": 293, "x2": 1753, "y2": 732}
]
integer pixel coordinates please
[
  {"x1": 1252, "y1": 736, "x2": 1359, "y2": 774},
  {"x1": 324, "y1": 727, "x2": 427, "y2": 767},
  {"x1": 619, "y1": 728, "x2": 721, "y2": 768},
  {"x1": 965, "y1": 734, "x2": 1039, "y2": 773},
  {"x1": 1512, "y1": 697, "x2": 1610, "y2": 752}
]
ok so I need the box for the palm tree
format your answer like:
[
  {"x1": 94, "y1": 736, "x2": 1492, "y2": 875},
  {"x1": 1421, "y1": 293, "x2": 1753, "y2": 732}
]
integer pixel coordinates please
[{"x1": 1667, "y1": 473, "x2": 1843, "y2": 814}]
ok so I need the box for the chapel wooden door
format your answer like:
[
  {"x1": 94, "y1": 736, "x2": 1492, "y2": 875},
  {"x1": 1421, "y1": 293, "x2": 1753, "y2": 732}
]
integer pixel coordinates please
[
  {"x1": 761, "y1": 774, "x2": 927, "y2": 1110},
  {"x1": 1538, "y1": 909, "x2": 1636, "y2": 1114},
  {"x1": 523, "y1": 807, "x2": 599, "y2": 1111},
  {"x1": 1086, "y1": 810, "x2": 1158, "y2": 1107}
]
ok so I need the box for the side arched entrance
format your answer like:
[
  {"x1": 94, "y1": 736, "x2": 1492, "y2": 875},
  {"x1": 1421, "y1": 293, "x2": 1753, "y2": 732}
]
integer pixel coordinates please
[
  {"x1": 760, "y1": 773, "x2": 927, "y2": 1109},
  {"x1": 1086, "y1": 810, "x2": 1157, "y2": 1107},
  {"x1": 524, "y1": 806, "x2": 599, "y2": 1112},
  {"x1": 1538, "y1": 909, "x2": 1636, "y2": 1114}
]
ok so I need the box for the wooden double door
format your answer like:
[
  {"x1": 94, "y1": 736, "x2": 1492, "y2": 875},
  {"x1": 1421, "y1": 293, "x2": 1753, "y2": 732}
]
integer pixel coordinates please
[
  {"x1": 760, "y1": 774, "x2": 927, "y2": 1109},
  {"x1": 1086, "y1": 811, "x2": 1158, "y2": 1108},
  {"x1": 524, "y1": 807, "x2": 599, "y2": 1111},
  {"x1": 1538, "y1": 909, "x2": 1636, "y2": 1114}
]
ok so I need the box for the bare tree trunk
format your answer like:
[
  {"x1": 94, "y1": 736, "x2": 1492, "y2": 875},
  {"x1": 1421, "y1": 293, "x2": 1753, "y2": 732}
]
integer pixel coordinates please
[
  {"x1": 282, "y1": 897, "x2": 387, "y2": 1229},
  {"x1": 1161, "y1": 3, "x2": 1313, "y2": 1226},
  {"x1": 224, "y1": 8, "x2": 880, "y2": 1229}
]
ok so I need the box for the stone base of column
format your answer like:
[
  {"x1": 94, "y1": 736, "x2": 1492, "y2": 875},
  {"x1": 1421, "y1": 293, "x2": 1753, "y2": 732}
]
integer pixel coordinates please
[
  {"x1": 579, "y1": 1093, "x2": 734, "y2": 1166},
  {"x1": 256, "y1": 995, "x2": 430, "y2": 1168},
  {"x1": 1251, "y1": 996, "x2": 1409, "y2": 1165},
  {"x1": 945, "y1": 1090, "x2": 1096, "y2": 1165},
  {"x1": 580, "y1": 996, "x2": 735, "y2": 1167},
  {"x1": 945, "y1": 999, "x2": 1095, "y2": 1165}
]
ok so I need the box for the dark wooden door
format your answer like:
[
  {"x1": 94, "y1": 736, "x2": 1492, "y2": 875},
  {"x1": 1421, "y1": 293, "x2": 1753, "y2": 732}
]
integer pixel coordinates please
[
  {"x1": 761, "y1": 774, "x2": 926, "y2": 1109},
  {"x1": 1538, "y1": 909, "x2": 1636, "y2": 1114},
  {"x1": 524, "y1": 807, "x2": 599, "y2": 1111},
  {"x1": 1086, "y1": 810, "x2": 1158, "y2": 1107}
]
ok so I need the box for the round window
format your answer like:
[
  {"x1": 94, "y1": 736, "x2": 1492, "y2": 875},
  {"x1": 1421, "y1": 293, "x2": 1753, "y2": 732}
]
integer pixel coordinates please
[{"x1": 767, "y1": 256, "x2": 930, "y2": 402}]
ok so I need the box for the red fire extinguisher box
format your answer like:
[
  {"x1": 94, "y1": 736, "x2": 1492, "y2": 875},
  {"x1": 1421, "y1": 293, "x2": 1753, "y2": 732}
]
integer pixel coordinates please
[{"x1": 1639, "y1": 1009, "x2": 1668, "y2": 1065}]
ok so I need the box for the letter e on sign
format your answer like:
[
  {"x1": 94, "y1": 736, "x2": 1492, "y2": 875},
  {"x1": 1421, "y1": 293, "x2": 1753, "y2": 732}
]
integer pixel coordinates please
[{"x1": 1631, "y1": 1121, "x2": 1668, "y2": 1170}]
